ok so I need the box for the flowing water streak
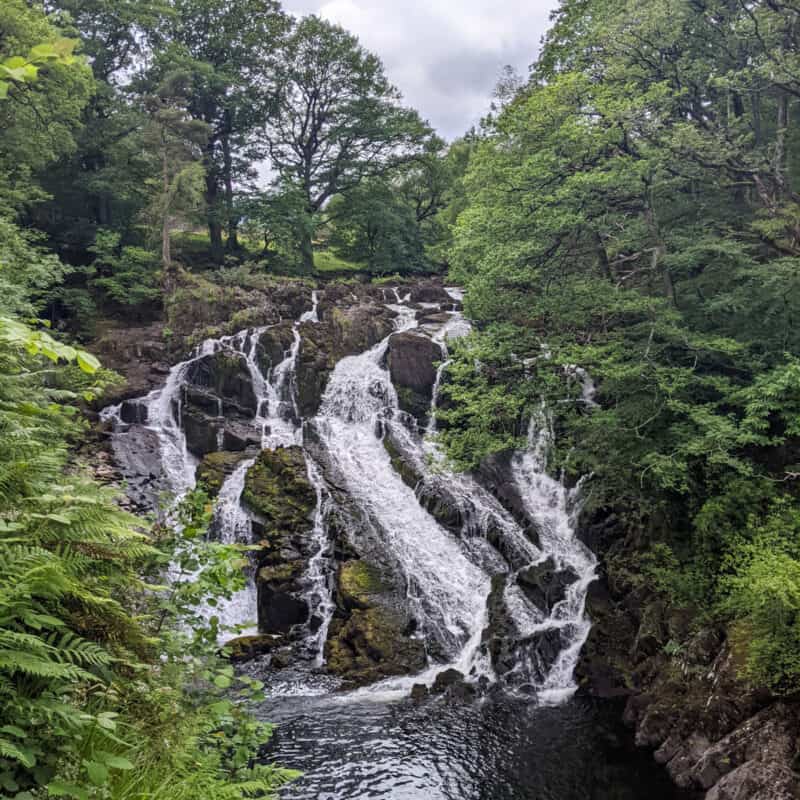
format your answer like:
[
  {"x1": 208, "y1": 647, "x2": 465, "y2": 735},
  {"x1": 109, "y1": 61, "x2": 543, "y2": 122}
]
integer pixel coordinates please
[
  {"x1": 510, "y1": 411, "x2": 597, "y2": 703},
  {"x1": 203, "y1": 457, "x2": 259, "y2": 634},
  {"x1": 315, "y1": 301, "x2": 490, "y2": 679}
]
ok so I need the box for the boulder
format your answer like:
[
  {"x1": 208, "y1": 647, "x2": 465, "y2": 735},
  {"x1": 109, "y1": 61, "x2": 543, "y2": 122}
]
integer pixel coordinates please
[
  {"x1": 181, "y1": 406, "x2": 222, "y2": 457},
  {"x1": 705, "y1": 760, "x2": 800, "y2": 800},
  {"x1": 407, "y1": 282, "x2": 454, "y2": 306},
  {"x1": 223, "y1": 634, "x2": 284, "y2": 662},
  {"x1": 196, "y1": 450, "x2": 251, "y2": 497},
  {"x1": 516, "y1": 557, "x2": 579, "y2": 614},
  {"x1": 256, "y1": 322, "x2": 296, "y2": 375},
  {"x1": 184, "y1": 350, "x2": 258, "y2": 417},
  {"x1": 242, "y1": 447, "x2": 316, "y2": 540},
  {"x1": 385, "y1": 332, "x2": 443, "y2": 422},
  {"x1": 119, "y1": 399, "x2": 148, "y2": 424},
  {"x1": 241, "y1": 447, "x2": 317, "y2": 635},
  {"x1": 430, "y1": 668, "x2": 465, "y2": 694},
  {"x1": 324, "y1": 606, "x2": 426, "y2": 686}
]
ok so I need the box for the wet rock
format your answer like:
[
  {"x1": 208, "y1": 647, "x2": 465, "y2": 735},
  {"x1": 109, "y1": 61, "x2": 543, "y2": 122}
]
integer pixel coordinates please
[
  {"x1": 182, "y1": 406, "x2": 222, "y2": 457},
  {"x1": 431, "y1": 668, "x2": 465, "y2": 694},
  {"x1": 516, "y1": 557, "x2": 579, "y2": 614},
  {"x1": 382, "y1": 426, "x2": 424, "y2": 490},
  {"x1": 196, "y1": 450, "x2": 251, "y2": 497},
  {"x1": 407, "y1": 282, "x2": 454, "y2": 306},
  {"x1": 184, "y1": 351, "x2": 258, "y2": 417},
  {"x1": 705, "y1": 760, "x2": 800, "y2": 800},
  {"x1": 482, "y1": 574, "x2": 519, "y2": 676},
  {"x1": 324, "y1": 606, "x2": 426, "y2": 686},
  {"x1": 242, "y1": 447, "x2": 315, "y2": 539},
  {"x1": 223, "y1": 634, "x2": 284, "y2": 662},
  {"x1": 119, "y1": 399, "x2": 148, "y2": 424},
  {"x1": 385, "y1": 332, "x2": 443, "y2": 422},
  {"x1": 242, "y1": 447, "x2": 317, "y2": 635},
  {"x1": 222, "y1": 419, "x2": 261, "y2": 452},
  {"x1": 257, "y1": 585, "x2": 309, "y2": 633},
  {"x1": 410, "y1": 683, "x2": 429, "y2": 701},
  {"x1": 337, "y1": 560, "x2": 387, "y2": 610},
  {"x1": 256, "y1": 322, "x2": 296, "y2": 375}
]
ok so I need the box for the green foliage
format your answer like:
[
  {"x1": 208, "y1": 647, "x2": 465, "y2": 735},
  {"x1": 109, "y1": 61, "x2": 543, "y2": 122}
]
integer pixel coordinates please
[
  {"x1": 718, "y1": 502, "x2": 800, "y2": 693},
  {"x1": 87, "y1": 230, "x2": 162, "y2": 316},
  {"x1": 328, "y1": 180, "x2": 429, "y2": 274},
  {"x1": 442, "y1": 0, "x2": 800, "y2": 692},
  {"x1": 0, "y1": 316, "x2": 297, "y2": 799}
]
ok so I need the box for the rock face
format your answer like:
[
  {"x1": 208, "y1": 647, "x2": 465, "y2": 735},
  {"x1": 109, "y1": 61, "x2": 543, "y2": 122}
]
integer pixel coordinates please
[
  {"x1": 295, "y1": 299, "x2": 396, "y2": 416},
  {"x1": 324, "y1": 558, "x2": 426, "y2": 686},
  {"x1": 517, "y1": 557, "x2": 579, "y2": 614},
  {"x1": 574, "y1": 508, "x2": 800, "y2": 800},
  {"x1": 241, "y1": 447, "x2": 316, "y2": 634},
  {"x1": 385, "y1": 332, "x2": 443, "y2": 423},
  {"x1": 195, "y1": 450, "x2": 251, "y2": 497}
]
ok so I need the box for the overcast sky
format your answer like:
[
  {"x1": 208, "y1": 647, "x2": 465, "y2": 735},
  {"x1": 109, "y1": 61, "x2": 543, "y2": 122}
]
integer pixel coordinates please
[{"x1": 282, "y1": 0, "x2": 558, "y2": 140}]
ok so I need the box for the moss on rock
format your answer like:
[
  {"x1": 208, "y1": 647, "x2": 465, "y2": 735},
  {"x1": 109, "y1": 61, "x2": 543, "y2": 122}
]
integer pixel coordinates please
[
  {"x1": 242, "y1": 446, "x2": 315, "y2": 541},
  {"x1": 324, "y1": 607, "x2": 426, "y2": 686},
  {"x1": 338, "y1": 560, "x2": 386, "y2": 610},
  {"x1": 196, "y1": 450, "x2": 250, "y2": 497}
]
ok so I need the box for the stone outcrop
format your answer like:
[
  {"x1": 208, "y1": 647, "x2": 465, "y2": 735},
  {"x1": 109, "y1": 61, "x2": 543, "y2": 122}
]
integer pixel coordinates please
[
  {"x1": 517, "y1": 557, "x2": 579, "y2": 614},
  {"x1": 195, "y1": 450, "x2": 251, "y2": 497},
  {"x1": 385, "y1": 332, "x2": 443, "y2": 423},
  {"x1": 296, "y1": 300, "x2": 396, "y2": 416},
  {"x1": 572, "y1": 509, "x2": 800, "y2": 800},
  {"x1": 241, "y1": 447, "x2": 316, "y2": 634},
  {"x1": 325, "y1": 557, "x2": 426, "y2": 686}
]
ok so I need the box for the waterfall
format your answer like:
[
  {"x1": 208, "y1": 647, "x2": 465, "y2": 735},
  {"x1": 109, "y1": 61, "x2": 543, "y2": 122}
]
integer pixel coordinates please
[
  {"x1": 103, "y1": 283, "x2": 598, "y2": 703},
  {"x1": 509, "y1": 411, "x2": 597, "y2": 703},
  {"x1": 315, "y1": 334, "x2": 490, "y2": 659}
]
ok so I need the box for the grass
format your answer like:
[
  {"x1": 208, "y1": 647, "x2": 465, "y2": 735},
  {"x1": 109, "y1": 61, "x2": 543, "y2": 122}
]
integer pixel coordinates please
[{"x1": 313, "y1": 249, "x2": 365, "y2": 273}]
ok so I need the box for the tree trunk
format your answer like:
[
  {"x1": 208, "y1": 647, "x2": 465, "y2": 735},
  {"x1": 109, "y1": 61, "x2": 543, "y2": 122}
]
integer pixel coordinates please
[
  {"x1": 161, "y1": 133, "x2": 171, "y2": 269},
  {"x1": 221, "y1": 123, "x2": 239, "y2": 252},
  {"x1": 203, "y1": 142, "x2": 224, "y2": 263},
  {"x1": 299, "y1": 225, "x2": 315, "y2": 273}
]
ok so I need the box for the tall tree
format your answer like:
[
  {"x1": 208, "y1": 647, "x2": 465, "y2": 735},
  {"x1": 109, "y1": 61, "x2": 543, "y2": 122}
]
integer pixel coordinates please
[
  {"x1": 149, "y1": 0, "x2": 290, "y2": 261},
  {"x1": 262, "y1": 15, "x2": 429, "y2": 273}
]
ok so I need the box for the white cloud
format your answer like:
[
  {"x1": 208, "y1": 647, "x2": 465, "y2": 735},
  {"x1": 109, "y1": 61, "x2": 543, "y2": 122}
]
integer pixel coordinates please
[{"x1": 283, "y1": 0, "x2": 557, "y2": 139}]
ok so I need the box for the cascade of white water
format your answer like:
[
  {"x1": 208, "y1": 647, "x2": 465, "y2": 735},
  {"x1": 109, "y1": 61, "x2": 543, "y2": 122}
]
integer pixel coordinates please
[
  {"x1": 203, "y1": 457, "x2": 259, "y2": 634},
  {"x1": 509, "y1": 410, "x2": 597, "y2": 703},
  {"x1": 302, "y1": 458, "x2": 335, "y2": 665},
  {"x1": 315, "y1": 303, "x2": 490, "y2": 663}
]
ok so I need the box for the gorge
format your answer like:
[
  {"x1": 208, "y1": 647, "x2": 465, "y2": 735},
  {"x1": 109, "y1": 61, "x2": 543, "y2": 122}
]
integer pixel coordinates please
[{"x1": 97, "y1": 278, "x2": 692, "y2": 798}]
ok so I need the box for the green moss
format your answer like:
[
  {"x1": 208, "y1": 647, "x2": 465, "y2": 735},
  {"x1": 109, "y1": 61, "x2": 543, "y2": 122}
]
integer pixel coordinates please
[
  {"x1": 338, "y1": 560, "x2": 385, "y2": 609},
  {"x1": 242, "y1": 447, "x2": 315, "y2": 541},
  {"x1": 196, "y1": 451, "x2": 248, "y2": 497}
]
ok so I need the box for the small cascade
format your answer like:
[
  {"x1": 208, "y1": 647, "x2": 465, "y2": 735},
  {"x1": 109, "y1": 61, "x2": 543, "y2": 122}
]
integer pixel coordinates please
[
  {"x1": 508, "y1": 411, "x2": 597, "y2": 702},
  {"x1": 205, "y1": 457, "x2": 258, "y2": 635},
  {"x1": 300, "y1": 289, "x2": 319, "y2": 323},
  {"x1": 301, "y1": 458, "x2": 335, "y2": 665}
]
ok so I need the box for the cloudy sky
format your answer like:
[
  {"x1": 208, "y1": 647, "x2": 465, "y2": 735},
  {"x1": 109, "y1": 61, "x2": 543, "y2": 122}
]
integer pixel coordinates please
[{"x1": 282, "y1": 0, "x2": 558, "y2": 140}]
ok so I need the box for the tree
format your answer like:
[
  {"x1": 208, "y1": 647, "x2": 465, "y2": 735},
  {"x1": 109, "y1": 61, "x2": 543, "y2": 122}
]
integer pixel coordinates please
[
  {"x1": 328, "y1": 178, "x2": 428, "y2": 273},
  {"x1": 262, "y1": 15, "x2": 429, "y2": 272},
  {"x1": 148, "y1": 0, "x2": 290, "y2": 261},
  {"x1": 141, "y1": 75, "x2": 209, "y2": 274}
]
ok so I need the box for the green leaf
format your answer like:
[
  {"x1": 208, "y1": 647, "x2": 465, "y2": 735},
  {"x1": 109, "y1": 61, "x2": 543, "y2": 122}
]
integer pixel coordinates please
[
  {"x1": 47, "y1": 781, "x2": 88, "y2": 800},
  {"x1": 76, "y1": 350, "x2": 101, "y2": 374},
  {"x1": 213, "y1": 674, "x2": 232, "y2": 689},
  {"x1": 85, "y1": 761, "x2": 108, "y2": 786}
]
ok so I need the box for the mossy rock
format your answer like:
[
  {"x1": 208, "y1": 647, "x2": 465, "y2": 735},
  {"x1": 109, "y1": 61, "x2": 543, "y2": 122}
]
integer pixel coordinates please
[
  {"x1": 382, "y1": 434, "x2": 422, "y2": 490},
  {"x1": 196, "y1": 450, "x2": 250, "y2": 497},
  {"x1": 242, "y1": 446, "x2": 315, "y2": 541},
  {"x1": 258, "y1": 562, "x2": 301, "y2": 585},
  {"x1": 222, "y1": 634, "x2": 284, "y2": 662},
  {"x1": 324, "y1": 606, "x2": 426, "y2": 685},
  {"x1": 338, "y1": 560, "x2": 386, "y2": 610}
]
